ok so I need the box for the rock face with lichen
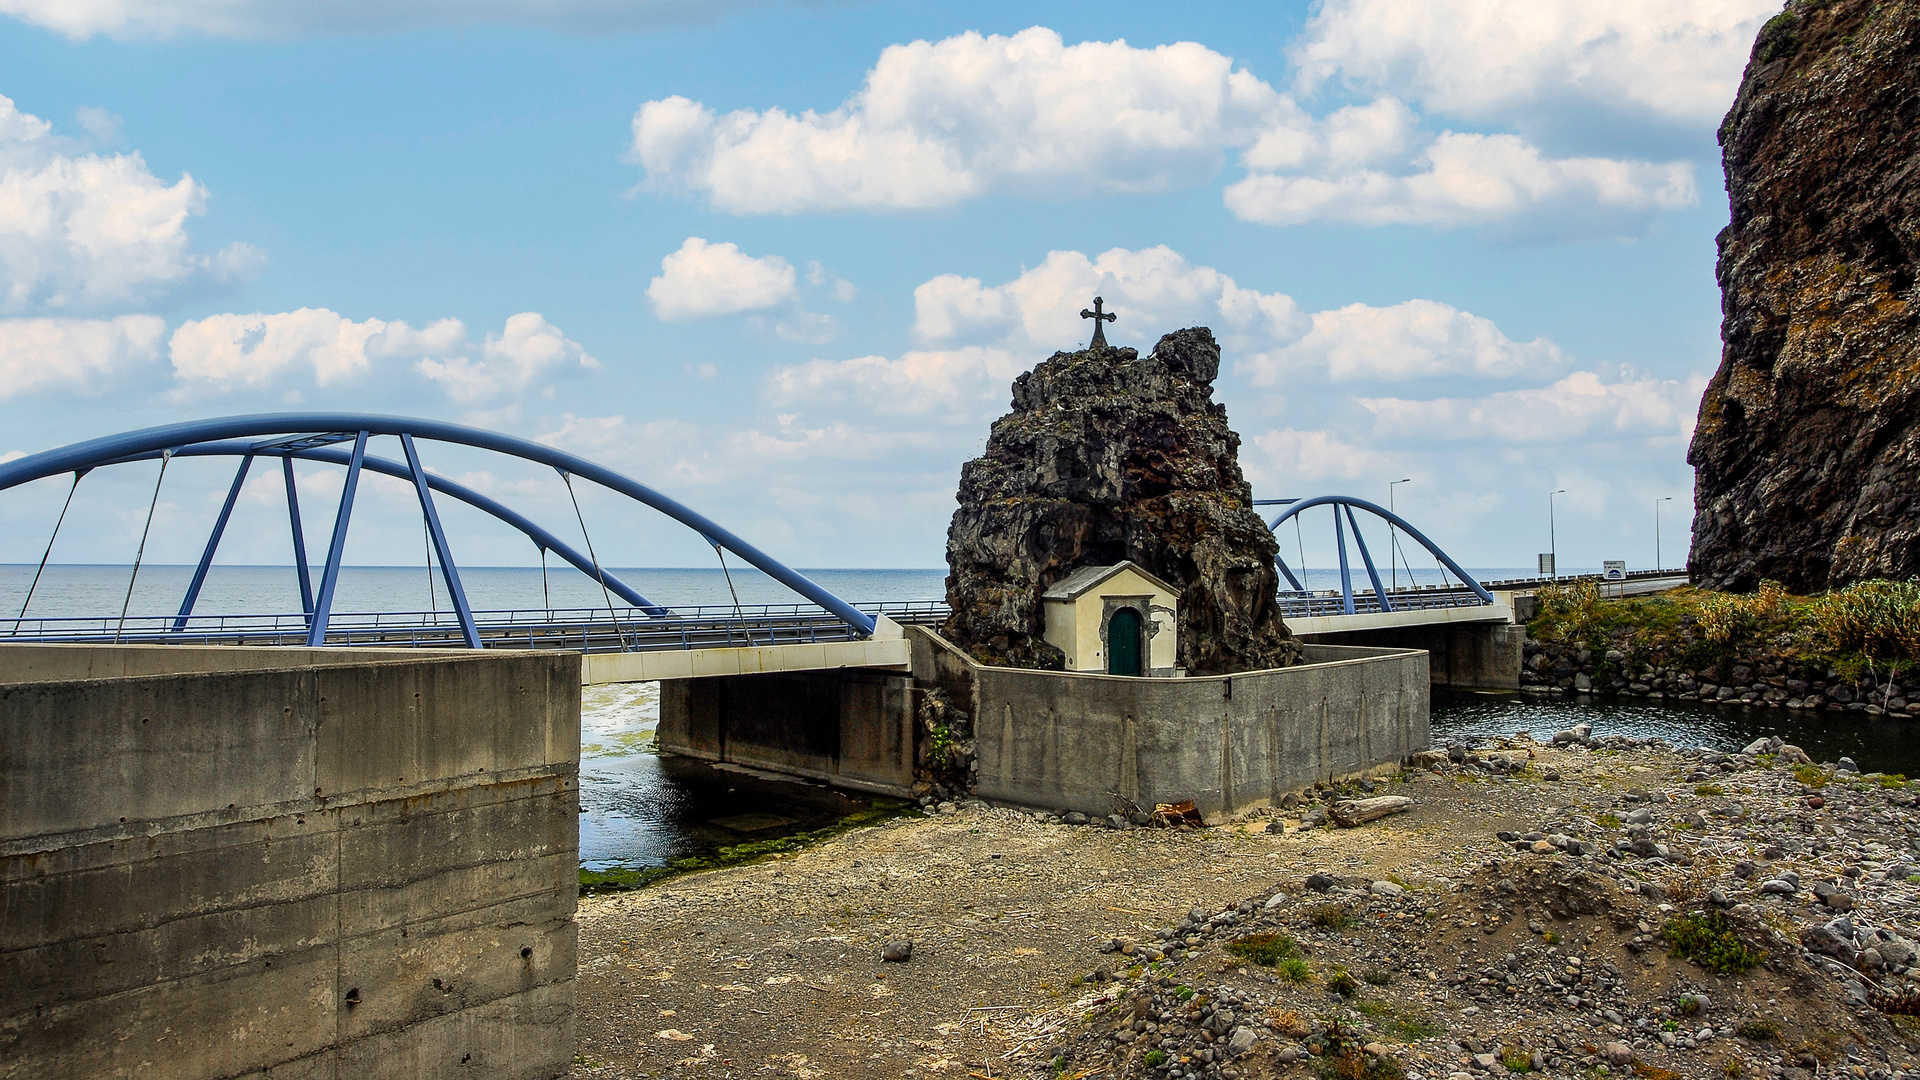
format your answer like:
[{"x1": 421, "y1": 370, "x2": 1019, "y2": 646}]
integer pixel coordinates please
[
  {"x1": 1688, "y1": 0, "x2": 1920, "y2": 592},
  {"x1": 941, "y1": 327, "x2": 1301, "y2": 675}
]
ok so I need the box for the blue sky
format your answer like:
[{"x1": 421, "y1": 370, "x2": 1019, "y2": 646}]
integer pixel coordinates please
[{"x1": 0, "y1": 0, "x2": 1774, "y2": 576}]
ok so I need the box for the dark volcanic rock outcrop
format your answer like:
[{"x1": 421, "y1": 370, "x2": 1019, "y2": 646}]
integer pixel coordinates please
[
  {"x1": 941, "y1": 328, "x2": 1301, "y2": 675},
  {"x1": 1689, "y1": 0, "x2": 1920, "y2": 592}
]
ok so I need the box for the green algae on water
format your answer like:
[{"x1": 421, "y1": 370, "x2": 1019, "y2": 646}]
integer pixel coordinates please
[{"x1": 578, "y1": 797, "x2": 915, "y2": 896}]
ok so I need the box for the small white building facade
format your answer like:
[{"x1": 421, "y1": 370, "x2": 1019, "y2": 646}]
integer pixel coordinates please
[{"x1": 1040, "y1": 561, "x2": 1180, "y2": 677}]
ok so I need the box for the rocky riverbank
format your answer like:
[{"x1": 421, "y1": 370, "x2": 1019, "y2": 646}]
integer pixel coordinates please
[
  {"x1": 1521, "y1": 634, "x2": 1920, "y2": 719},
  {"x1": 569, "y1": 735, "x2": 1920, "y2": 1080}
]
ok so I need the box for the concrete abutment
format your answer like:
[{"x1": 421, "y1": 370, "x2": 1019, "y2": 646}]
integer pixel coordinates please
[{"x1": 0, "y1": 643, "x2": 580, "y2": 1080}]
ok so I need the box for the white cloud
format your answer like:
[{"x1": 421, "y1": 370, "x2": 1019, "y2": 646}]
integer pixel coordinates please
[
  {"x1": 1293, "y1": 0, "x2": 1779, "y2": 128},
  {"x1": 1243, "y1": 299, "x2": 1566, "y2": 384},
  {"x1": 1247, "y1": 428, "x2": 1394, "y2": 483},
  {"x1": 0, "y1": 94, "x2": 263, "y2": 314},
  {"x1": 913, "y1": 245, "x2": 1306, "y2": 355},
  {"x1": 767, "y1": 347, "x2": 1024, "y2": 422},
  {"x1": 417, "y1": 312, "x2": 601, "y2": 403},
  {"x1": 647, "y1": 237, "x2": 798, "y2": 320},
  {"x1": 1357, "y1": 369, "x2": 1709, "y2": 443},
  {"x1": 168, "y1": 307, "x2": 596, "y2": 402},
  {"x1": 630, "y1": 27, "x2": 1288, "y2": 213},
  {"x1": 0, "y1": 314, "x2": 165, "y2": 398},
  {"x1": 629, "y1": 27, "x2": 1699, "y2": 239},
  {"x1": 0, "y1": 0, "x2": 800, "y2": 39},
  {"x1": 1224, "y1": 129, "x2": 1696, "y2": 235}
]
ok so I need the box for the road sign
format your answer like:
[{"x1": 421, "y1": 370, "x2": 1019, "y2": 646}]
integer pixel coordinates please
[
  {"x1": 1537, "y1": 553, "x2": 1554, "y2": 575},
  {"x1": 1604, "y1": 560, "x2": 1626, "y2": 581}
]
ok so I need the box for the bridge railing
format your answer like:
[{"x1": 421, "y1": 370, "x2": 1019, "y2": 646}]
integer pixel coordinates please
[{"x1": 2, "y1": 600, "x2": 952, "y2": 654}]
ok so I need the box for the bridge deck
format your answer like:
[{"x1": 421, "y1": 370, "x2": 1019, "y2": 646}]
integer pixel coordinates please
[{"x1": 0, "y1": 572, "x2": 1687, "y2": 680}]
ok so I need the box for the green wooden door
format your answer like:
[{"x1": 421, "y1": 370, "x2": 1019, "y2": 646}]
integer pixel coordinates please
[{"x1": 1106, "y1": 607, "x2": 1143, "y2": 676}]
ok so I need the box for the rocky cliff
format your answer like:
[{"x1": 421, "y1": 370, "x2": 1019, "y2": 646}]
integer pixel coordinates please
[
  {"x1": 941, "y1": 328, "x2": 1301, "y2": 675},
  {"x1": 1689, "y1": 0, "x2": 1920, "y2": 592}
]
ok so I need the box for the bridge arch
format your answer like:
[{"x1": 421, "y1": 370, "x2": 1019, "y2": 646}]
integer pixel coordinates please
[
  {"x1": 1266, "y1": 495, "x2": 1493, "y2": 615},
  {"x1": 0, "y1": 413, "x2": 876, "y2": 646}
]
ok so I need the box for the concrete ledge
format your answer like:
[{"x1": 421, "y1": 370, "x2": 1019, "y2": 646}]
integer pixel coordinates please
[{"x1": 582, "y1": 616, "x2": 909, "y2": 684}]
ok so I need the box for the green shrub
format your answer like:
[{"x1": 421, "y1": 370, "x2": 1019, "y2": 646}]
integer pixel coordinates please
[
  {"x1": 1327, "y1": 968, "x2": 1360, "y2": 997},
  {"x1": 1226, "y1": 932, "x2": 1299, "y2": 966},
  {"x1": 1804, "y1": 579, "x2": 1920, "y2": 661},
  {"x1": 1695, "y1": 784, "x2": 1726, "y2": 796},
  {"x1": 1793, "y1": 763, "x2": 1831, "y2": 789},
  {"x1": 1277, "y1": 957, "x2": 1313, "y2": 983},
  {"x1": 1736, "y1": 1019, "x2": 1780, "y2": 1041},
  {"x1": 1310, "y1": 903, "x2": 1356, "y2": 930},
  {"x1": 1143, "y1": 1049, "x2": 1167, "y2": 1067},
  {"x1": 1662, "y1": 913, "x2": 1764, "y2": 975}
]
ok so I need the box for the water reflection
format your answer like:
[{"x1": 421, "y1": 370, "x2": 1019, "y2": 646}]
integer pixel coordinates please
[
  {"x1": 1433, "y1": 691, "x2": 1920, "y2": 776},
  {"x1": 576, "y1": 682, "x2": 873, "y2": 872}
]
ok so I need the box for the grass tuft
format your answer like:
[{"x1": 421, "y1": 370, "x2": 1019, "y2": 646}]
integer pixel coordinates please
[
  {"x1": 1662, "y1": 912, "x2": 1764, "y2": 975},
  {"x1": 1225, "y1": 932, "x2": 1300, "y2": 966}
]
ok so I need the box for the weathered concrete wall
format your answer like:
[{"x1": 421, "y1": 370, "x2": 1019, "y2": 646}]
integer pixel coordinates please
[
  {"x1": 1295, "y1": 623, "x2": 1523, "y2": 689},
  {"x1": 0, "y1": 644, "x2": 580, "y2": 1080},
  {"x1": 657, "y1": 668, "x2": 916, "y2": 796},
  {"x1": 910, "y1": 629, "x2": 1427, "y2": 819}
]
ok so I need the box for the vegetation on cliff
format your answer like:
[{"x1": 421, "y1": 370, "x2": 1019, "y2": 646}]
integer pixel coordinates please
[{"x1": 1525, "y1": 579, "x2": 1920, "y2": 711}]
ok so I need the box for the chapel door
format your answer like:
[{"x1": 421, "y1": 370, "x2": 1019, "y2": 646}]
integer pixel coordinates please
[{"x1": 1106, "y1": 607, "x2": 1143, "y2": 677}]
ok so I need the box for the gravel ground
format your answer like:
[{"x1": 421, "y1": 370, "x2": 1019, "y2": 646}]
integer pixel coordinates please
[{"x1": 569, "y1": 733, "x2": 1920, "y2": 1080}]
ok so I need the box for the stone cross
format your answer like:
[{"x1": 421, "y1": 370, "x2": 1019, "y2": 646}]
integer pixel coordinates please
[{"x1": 1080, "y1": 296, "x2": 1116, "y2": 349}]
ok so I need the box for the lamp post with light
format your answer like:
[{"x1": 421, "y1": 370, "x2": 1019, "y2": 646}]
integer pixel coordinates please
[
  {"x1": 1549, "y1": 489, "x2": 1567, "y2": 580},
  {"x1": 1655, "y1": 496, "x2": 1674, "y2": 572},
  {"x1": 1388, "y1": 477, "x2": 1412, "y2": 589}
]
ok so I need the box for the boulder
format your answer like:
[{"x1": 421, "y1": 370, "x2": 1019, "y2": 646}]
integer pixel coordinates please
[{"x1": 941, "y1": 327, "x2": 1301, "y2": 674}]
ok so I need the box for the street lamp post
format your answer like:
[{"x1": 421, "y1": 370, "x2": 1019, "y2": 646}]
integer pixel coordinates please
[
  {"x1": 1655, "y1": 496, "x2": 1674, "y2": 572},
  {"x1": 1388, "y1": 477, "x2": 1412, "y2": 590},
  {"x1": 1549, "y1": 489, "x2": 1567, "y2": 580}
]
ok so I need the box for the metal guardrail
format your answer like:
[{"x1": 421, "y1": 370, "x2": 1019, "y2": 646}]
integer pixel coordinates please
[
  {"x1": 6, "y1": 571, "x2": 1690, "y2": 653},
  {"x1": 1275, "y1": 586, "x2": 1493, "y2": 620},
  {"x1": 1, "y1": 601, "x2": 951, "y2": 655}
]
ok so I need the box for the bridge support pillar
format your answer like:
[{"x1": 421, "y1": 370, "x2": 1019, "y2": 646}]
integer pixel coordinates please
[
  {"x1": 658, "y1": 668, "x2": 919, "y2": 797},
  {"x1": 1294, "y1": 622, "x2": 1523, "y2": 690}
]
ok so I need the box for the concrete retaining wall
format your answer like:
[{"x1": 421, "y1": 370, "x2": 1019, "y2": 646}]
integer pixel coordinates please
[
  {"x1": 910, "y1": 629, "x2": 1428, "y2": 819},
  {"x1": 0, "y1": 643, "x2": 580, "y2": 1080}
]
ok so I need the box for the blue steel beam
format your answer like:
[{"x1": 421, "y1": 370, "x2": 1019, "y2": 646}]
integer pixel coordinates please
[
  {"x1": 282, "y1": 457, "x2": 314, "y2": 616},
  {"x1": 1343, "y1": 504, "x2": 1393, "y2": 614},
  {"x1": 146, "y1": 441, "x2": 665, "y2": 615},
  {"x1": 307, "y1": 431, "x2": 368, "y2": 647},
  {"x1": 1268, "y1": 495, "x2": 1494, "y2": 605},
  {"x1": 0, "y1": 413, "x2": 873, "y2": 637},
  {"x1": 1332, "y1": 504, "x2": 1355, "y2": 615},
  {"x1": 401, "y1": 433, "x2": 481, "y2": 649},
  {"x1": 1273, "y1": 552, "x2": 1306, "y2": 592},
  {"x1": 173, "y1": 455, "x2": 254, "y2": 632}
]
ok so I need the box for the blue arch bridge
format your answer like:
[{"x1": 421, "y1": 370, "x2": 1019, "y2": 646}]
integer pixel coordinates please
[{"x1": 0, "y1": 415, "x2": 1527, "y2": 682}]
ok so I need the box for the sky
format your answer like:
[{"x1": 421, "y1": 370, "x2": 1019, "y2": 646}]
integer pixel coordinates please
[{"x1": 0, "y1": 0, "x2": 1772, "y2": 578}]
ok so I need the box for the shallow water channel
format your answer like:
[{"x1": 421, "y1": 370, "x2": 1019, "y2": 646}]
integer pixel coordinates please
[{"x1": 576, "y1": 683, "x2": 1920, "y2": 882}]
